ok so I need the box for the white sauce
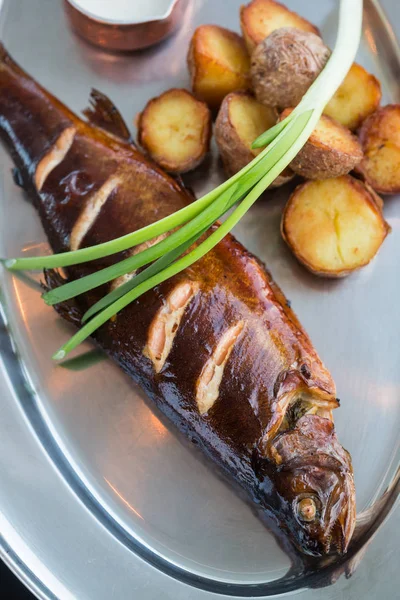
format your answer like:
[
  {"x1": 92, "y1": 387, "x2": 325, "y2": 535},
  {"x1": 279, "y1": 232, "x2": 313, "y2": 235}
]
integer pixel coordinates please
[{"x1": 69, "y1": 0, "x2": 175, "y2": 24}]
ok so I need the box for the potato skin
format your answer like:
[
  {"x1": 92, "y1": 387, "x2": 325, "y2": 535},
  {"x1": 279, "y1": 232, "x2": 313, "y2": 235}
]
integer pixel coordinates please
[
  {"x1": 215, "y1": 92, "x2": 293, "y2": 187},
  {"x1": 187, "y1": 25, "x2": 251, "y2": 110},
  {"x1": 240, "y1": 0, "x2": 320, "y2": 55},
  {"x1": 356, "y1": 105, "x2": 400, "y2": 194},
  {"x1": 215, "y1": 93, "x2": 256, "y2": 176},
  {"x1": 251, "y1": 28, "x2": 330, "y2": 110},
  {"x1": 281, "y1": 176, "x2": 390, "y2": 278},
  {"x1": 137, "y1": 88, "x2": 212, "y2": 174},
  {"x1": 279, "y1": 109, "x2": 363, "y2": 179}
]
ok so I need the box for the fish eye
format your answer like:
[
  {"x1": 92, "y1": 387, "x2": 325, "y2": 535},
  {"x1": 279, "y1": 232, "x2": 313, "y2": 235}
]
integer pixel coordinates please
[{"x1": 296, "y1": 497, "x2": 318, "y2": 522}]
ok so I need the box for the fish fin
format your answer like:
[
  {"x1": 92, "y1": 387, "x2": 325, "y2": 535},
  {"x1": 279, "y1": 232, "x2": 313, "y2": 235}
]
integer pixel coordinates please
[
  {"x1": 42, "y1": 269, "x2": 83, "y2": 327},
  {"x1": 82, "y1": 89, "x2": 134, "y2": 144},
  {"x1": 12, "y1": 167, "x2": 26, "y2": 189},
  {"x1": 174, "y1": 174, "x2": 196, "y2": 200}
]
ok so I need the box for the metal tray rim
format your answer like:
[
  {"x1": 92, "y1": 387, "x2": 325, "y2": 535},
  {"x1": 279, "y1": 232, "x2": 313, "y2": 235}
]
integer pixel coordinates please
[{"x1": 0, "y1": 0, "x2": 399, "y2": 598}]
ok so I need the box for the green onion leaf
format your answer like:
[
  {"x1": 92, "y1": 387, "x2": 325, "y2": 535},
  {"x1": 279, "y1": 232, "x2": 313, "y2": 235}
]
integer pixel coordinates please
[
  {"x1": 251, "y1": 114, "x2": 293, "y2": 149},
  {"x1": 81, "y1": 186, "x2": 240, "y2": 321},
  {"x1": 42, "y1": 114, "x2": 306, "y2": 307},
  {"x1": 2, "y1": 0, "x2": 363, "y2": 360},
  {"x1": 53, "y1": 111, "x2": 313, "y2": 358},
  {"x1": 82, "y1": 225, "x2": 209, "y2": 323},
  {"x1": 44, "y1": 183, "x2": 240, "y2": 307},
  {"x1": 2, "y1": 116, "x2": 291, "y2": 272}
]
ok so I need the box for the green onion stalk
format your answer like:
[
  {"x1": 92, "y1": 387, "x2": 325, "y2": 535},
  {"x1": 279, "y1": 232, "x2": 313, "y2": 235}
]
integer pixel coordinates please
[{"x1": 2, "y1": 0, "x2": 363, "y2": 359}]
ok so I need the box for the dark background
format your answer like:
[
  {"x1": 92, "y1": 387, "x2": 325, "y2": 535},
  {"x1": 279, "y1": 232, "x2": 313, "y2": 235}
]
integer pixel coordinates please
[{"x1": 0, "y1": 561, "x2": 35, "y2": 599}]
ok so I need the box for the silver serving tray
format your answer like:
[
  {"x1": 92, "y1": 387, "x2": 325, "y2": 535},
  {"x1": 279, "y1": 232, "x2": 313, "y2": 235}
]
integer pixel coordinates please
[{"x1": 0, "y1": 0, "x2": 399, "y2": 598}]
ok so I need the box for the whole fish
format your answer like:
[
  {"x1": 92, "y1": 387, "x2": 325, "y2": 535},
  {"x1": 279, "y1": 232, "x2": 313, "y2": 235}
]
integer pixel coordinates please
[{"x1": 0, "y1": 45, "x2": 355, "y2": 556}]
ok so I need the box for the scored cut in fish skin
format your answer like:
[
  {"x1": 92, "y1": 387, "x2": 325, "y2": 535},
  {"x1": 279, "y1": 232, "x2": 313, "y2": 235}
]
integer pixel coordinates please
[{"x1": 0, "y1": 44, "x2": 355, "y2": 556}]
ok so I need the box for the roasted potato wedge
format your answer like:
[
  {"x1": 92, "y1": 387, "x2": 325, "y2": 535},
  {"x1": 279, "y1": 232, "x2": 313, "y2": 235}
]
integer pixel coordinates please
[
  {"x1": 280, "y1": 109, "x2": 363, "y2": 179},
  {"x1": 282, "y1": 176, "x2": 390, "y2": 277},
  {"x1": 215, "y1": 91, "x2": 293, "y2": 186},
  {"x1": 251, "y1": 28, "x2": 330, "y2": 110},
  {"x1": 324, "y1": 63, "x2": 382, "y2": 131},
  {"x1": 137, "y1": 89, "x2": 212, "y2": 174},
  {"x1": 240, "y1": 0, "x2": 320, "y2": 55},
  {"x1": 187, "y1": 25, "x2": 251, "y2": 110},
  {"x1": 356, "y1": 105, "x2": 400, "y2": 194}
]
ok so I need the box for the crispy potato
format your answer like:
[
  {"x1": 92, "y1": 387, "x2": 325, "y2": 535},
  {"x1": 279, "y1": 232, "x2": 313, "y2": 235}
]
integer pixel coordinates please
[
  {"x1": 324, "y1": 63, "x2": 382, "y2": 131},
  {"x1": 280, "y1": 109, "x2": 363, "y2": 179},
  {"x1": 282, "y1": 176, "x2": 390, "y2": 277},
  {"x1": 356, "y1": 105, "x2": 400, "y2": 194},
  {"x1": 215, "y1": 91, "x2": 293, "y2": 186},
  {"x1": 187, "y1": 25, "x2": 251, "y2": 110},
  {"x1": 251, "y1": 28, "x2": 330, "y2": 110},
  {"x1": 137, "y1": 88, "x2": 212, "y2": 174},
  {"x1": 240, "y1": 0, "x2": 320, "y2": 55}
]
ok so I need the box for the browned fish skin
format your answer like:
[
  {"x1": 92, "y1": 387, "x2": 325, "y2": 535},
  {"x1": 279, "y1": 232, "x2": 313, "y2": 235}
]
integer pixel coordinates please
[{"x1": 0, "y1": 45, "x2": 355, "y2": 556}]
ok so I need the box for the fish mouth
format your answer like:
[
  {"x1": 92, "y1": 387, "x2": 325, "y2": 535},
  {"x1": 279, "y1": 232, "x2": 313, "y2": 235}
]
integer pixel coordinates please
[
  {"x1": 293, "y1": 465, "x2": 356, "y2": 557},
  {"x1": 265, "y1": 414, "x2": 356, "y2": 556},
  {"x1": 324, "y1": 471, "x2": 356, "y2": 556}
]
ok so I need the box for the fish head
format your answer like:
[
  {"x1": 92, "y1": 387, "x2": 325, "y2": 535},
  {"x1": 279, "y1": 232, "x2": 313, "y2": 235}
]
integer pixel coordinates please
[{"x1": 266, "y1": 414, "x2": 356, "y2": 556}]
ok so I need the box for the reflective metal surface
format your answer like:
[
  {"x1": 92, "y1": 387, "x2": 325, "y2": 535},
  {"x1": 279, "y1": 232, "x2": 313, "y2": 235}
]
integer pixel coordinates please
[{"x1": 0, "y1": 0, "x2": 399, "y2": 598}]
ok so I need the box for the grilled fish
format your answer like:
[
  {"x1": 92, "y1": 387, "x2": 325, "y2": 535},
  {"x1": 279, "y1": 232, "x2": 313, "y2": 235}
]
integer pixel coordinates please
[{"x1": 0, "y1": 45, "x2": 355, "y2": 556}]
